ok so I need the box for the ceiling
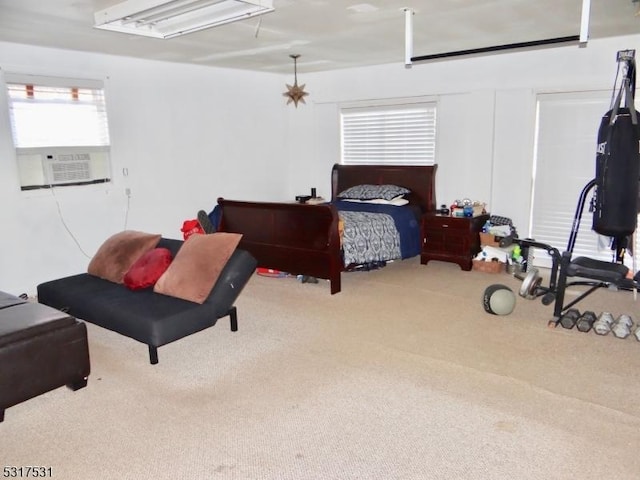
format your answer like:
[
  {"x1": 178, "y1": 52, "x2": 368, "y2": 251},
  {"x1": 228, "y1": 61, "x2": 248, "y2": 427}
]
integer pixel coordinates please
[{"x1": 0, "y1": 0, "x2": 638, "y2": 74}]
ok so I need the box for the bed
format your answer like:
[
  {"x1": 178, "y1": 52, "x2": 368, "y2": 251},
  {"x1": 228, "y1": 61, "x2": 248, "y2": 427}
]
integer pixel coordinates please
[{"x1": 216, "y1": 163, "x2": 437, "y2": 294}]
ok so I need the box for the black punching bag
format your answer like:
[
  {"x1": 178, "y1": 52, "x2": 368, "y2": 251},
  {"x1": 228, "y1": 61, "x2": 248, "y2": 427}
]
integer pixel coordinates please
[{"x1": 593, "y1": 61, "x2": 640, "y2": 238}]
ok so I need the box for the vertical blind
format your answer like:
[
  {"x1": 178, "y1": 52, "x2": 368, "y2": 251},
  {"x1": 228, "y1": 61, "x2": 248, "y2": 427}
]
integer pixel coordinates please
[
  {"x1": 5, "y1": 74, "x2": 110, "y2": 148},
  {"x1": 341, "y1": 103, "x2": 437, "y2": 165}
]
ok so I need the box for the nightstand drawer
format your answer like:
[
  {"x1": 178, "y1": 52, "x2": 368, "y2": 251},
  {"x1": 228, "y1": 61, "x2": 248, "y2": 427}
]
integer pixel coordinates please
[{"x1": 424, "y1": 216, "x2": 471, "y2": 232}]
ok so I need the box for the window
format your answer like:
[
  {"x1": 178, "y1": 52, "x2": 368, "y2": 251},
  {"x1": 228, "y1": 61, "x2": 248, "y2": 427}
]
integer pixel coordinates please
[
  {"x1": 4, "y1": 73, "x2": 111, "y2": 190},
  {"x1": 340, "y1": 101, "x2": 437, "y2": 165},
  {"x1": 531, "y1": 90, "x2": 639, "y2": 267}
]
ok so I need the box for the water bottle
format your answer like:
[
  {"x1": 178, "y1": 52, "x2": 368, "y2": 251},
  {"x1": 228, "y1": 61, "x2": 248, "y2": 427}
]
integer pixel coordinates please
[{"x1": 463, "y1": 205, "x2": 473, "y2": 217}]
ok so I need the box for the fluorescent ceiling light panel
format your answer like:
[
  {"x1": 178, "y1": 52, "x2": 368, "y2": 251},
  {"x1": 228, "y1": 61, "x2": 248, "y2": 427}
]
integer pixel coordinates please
[{"x1": 94, "y1": 0, "x2": 275, "y2": 39}]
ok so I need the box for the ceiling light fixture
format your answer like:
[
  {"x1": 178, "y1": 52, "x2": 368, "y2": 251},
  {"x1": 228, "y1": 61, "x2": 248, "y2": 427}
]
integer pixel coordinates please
[
  {"x1": 283, "y1": 54, "x2": 309, "y2": 108},
  {"x1": 94, "y1": 0, "x2": 275, "y2": 39}
]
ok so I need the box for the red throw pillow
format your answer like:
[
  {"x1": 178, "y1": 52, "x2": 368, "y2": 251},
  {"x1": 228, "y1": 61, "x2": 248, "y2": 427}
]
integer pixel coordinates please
[{"x1": 123, "y1": 248, "x2": 173, "y2": 291}]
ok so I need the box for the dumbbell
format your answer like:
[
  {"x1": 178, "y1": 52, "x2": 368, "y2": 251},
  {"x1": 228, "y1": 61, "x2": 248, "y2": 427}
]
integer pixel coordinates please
[
  {"x1": 593, "y1": 312, "x2": 615, "y2": 336},
  {"x1": 559, "y1": 308, "x2": 581, "y2": 329},
  {"x1": 612, "y1": 314, "x2": 634, "y2": 339},
  {"x1": 576, "y1": 311, "x2": 597, "y2": 333}
]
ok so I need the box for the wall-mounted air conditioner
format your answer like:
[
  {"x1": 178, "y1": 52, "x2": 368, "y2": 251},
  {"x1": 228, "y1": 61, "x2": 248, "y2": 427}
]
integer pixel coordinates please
[{"x1": 16, "y1": 146, "x2": 111, "y2": 190}]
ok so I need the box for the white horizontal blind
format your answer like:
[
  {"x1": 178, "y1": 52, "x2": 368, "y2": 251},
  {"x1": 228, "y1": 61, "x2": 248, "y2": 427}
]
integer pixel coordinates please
[
  {"x1": 341, "y1": 103, "x2": 436, "y2": 165},
  {"x1": 531, "y1": 90, "x2": 632, "y2": 265},
  {"x1": 5, "y1": 74, "x2": 110, "y2": 148}
]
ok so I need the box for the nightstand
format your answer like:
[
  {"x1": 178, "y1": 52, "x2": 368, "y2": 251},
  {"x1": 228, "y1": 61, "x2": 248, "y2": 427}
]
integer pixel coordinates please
[{"x1": 421, "y1": 214, "x2": 490, "y2": 270}]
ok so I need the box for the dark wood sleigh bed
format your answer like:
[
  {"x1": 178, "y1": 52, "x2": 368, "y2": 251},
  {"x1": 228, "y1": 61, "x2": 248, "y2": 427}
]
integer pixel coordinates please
[{"x1": 216, "y1": 163, "x2": 437, "y2": 294}]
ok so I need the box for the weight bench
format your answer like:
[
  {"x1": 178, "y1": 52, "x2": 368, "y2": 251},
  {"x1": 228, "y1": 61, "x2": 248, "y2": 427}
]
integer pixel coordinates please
[
  {"x1": 551, "y1": 254, "x2": 631, "y2": 320},
  {"x1": 0, "y1": 291, "x2": 90, "y2": 422}
]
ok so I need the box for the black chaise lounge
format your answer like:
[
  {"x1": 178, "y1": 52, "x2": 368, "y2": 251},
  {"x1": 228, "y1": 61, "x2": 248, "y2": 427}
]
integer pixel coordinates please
[{"x1": 37, "y1": 237, "x2": 257, "y2": 365}]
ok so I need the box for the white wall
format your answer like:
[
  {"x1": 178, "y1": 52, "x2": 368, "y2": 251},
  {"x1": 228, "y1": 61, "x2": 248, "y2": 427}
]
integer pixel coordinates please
[
  {"x1": 1, "y1": 34, "x2": 638, "y2": 295},
  {"x1": 286, "y1": 34, "x2": 640, "y2": 236},
  {"x1": 0, "y1": 42, "x2": 287, "y2": 295}
]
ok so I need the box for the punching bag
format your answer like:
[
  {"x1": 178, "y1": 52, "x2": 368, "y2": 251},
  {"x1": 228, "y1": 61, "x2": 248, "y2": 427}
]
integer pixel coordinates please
[{"x1": 593, "y1": 59, "x2": 640, "y2": 238}]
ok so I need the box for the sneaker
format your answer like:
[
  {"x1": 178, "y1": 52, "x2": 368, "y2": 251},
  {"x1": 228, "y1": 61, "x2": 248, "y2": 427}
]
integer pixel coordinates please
[
  {"x1": 299, "y1": 275, "x2": 319, "y2": 284},
  {"x1": 197, "y1": 210, "x2": 216, "y2": 234}
]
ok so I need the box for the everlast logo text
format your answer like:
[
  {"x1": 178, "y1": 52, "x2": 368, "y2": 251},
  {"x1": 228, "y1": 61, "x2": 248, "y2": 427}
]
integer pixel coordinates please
[{"x1": 596, "y1": 142, "x2": 606, "y2": 154}]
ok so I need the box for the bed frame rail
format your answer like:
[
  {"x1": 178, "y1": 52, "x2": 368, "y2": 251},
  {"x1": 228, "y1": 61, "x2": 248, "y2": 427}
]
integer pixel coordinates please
[{"x1": 217, "y1": 198, "x2": 343, "y2": 294}]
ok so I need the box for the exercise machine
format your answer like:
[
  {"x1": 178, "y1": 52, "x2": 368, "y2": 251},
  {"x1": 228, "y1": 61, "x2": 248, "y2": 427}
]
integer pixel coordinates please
[{"x1": 504, "y1": 49, "x2": 640, "y2": 326}]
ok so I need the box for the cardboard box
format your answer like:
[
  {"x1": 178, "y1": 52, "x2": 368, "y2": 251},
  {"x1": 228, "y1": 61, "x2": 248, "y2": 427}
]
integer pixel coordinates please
[
  {"x1": 472, "y1": 259, "x2": 505, "y2": 273},
  {"x1": 479, "y1": 232, "x2": 501, "y2": 247}
]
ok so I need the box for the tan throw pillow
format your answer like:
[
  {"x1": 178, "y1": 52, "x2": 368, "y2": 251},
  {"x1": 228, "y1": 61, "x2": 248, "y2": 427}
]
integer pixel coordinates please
[
  {"x1": 87, "y1": 230, "x2": 162, "y2": 284},
  {"x1": 153, "y1": 232, "x2": 242, "y2": 304}
]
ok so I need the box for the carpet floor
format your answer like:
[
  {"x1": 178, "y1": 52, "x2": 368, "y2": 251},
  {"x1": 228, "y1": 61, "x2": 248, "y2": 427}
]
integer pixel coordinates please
[{"x1": 2, "y1": 257, "x2": 640, "y2": 479}]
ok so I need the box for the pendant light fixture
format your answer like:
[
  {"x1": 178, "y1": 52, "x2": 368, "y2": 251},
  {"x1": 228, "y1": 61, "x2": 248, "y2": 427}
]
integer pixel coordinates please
[{"x1": 283, "y1": 54, "x2": 309, "y2": 107}]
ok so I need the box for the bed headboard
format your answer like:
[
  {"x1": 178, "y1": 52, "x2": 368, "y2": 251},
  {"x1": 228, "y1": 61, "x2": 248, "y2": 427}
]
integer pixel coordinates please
[{"x1": 331, "y1": 163, "x2": 438, "y2": 213}]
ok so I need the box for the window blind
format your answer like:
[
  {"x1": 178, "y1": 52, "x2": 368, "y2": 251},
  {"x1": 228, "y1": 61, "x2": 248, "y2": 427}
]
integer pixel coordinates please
[
  {"x1": 5, "y1": 74, "x2": 110, "y2": 148},
  {"x1": 340, "y1": 103, "x2": 437, "y2": 165},
  {"x1": 531, "y1": 90, "x2": 637, "y2": 266}
]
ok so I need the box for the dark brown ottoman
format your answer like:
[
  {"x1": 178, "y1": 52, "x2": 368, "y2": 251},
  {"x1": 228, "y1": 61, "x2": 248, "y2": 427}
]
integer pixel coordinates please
[{"x1": 0, "y1": 294, "x2": 90, "y2": 422}]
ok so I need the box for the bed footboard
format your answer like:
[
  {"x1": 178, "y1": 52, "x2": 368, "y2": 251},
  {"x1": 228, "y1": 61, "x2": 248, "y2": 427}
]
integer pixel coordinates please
[{"x1": 216, "y1": 198, "x2": 342, "y2": 294}]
